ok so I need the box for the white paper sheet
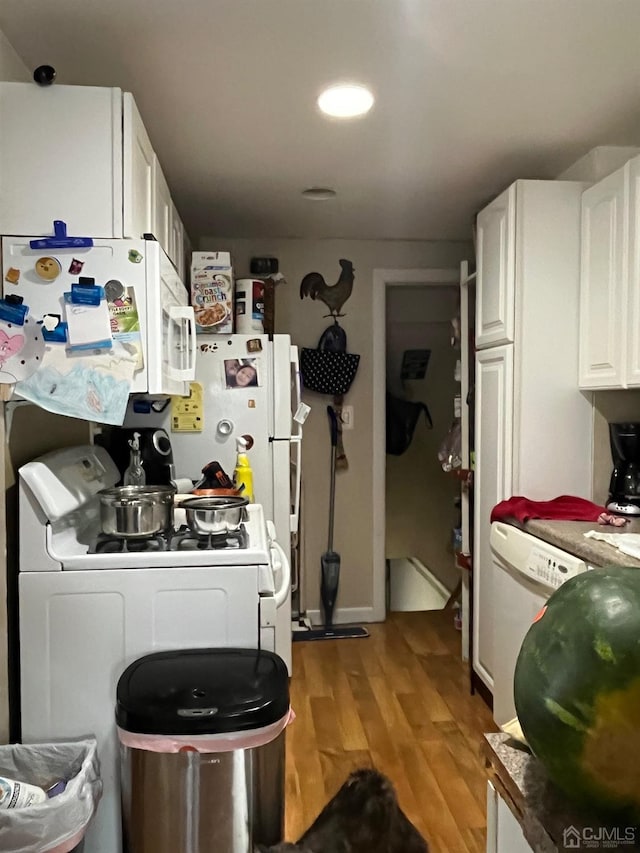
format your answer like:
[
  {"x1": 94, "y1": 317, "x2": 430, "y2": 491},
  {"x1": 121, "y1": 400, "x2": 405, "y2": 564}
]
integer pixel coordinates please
[{"x1": 14, "y1": 341, "x2": 137, "y2": 425}]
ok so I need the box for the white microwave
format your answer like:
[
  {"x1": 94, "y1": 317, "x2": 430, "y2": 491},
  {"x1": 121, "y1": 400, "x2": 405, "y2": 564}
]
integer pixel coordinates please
[{"x1": 1, "y1": 236, "x2": 196, "y2": 398}]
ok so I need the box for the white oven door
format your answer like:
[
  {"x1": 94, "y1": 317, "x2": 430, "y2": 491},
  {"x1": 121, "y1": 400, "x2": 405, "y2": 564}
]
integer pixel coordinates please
[
  {"x1": 19, "y1": 563, "x2": 260, "y2": 853},
  {"x1": 145, "y1": 241, "x2": 196, "y2": 396}
]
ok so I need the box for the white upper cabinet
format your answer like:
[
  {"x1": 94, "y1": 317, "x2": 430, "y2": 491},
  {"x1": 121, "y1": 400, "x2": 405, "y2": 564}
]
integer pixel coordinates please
[
  {"x1": 123, "y1": 93, "x2": 155, "y2": 240},
  {"x1": 153, "y1": 159, "x2": 172, "y2": 253},
  {"x1": 579, "y1": 155, "x2": 640, "y2": 389},
  {"x1": 475, "y1": 184, "x2": 516, "y2": 349},
  {"x1": 0, "y1": 82, "x2": 189, "y2": 272},
  {"x1": 0, "y1": 83, "x2": 122, "y2": 238},
  {"x1": 170, "y1": 205, "x2": 186, "y2": 280}
]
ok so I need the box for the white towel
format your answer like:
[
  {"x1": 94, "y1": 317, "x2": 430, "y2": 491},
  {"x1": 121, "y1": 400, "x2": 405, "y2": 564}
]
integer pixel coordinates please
[{"x1": 584, "y1": 530, "x2": 640, "y2": 560}]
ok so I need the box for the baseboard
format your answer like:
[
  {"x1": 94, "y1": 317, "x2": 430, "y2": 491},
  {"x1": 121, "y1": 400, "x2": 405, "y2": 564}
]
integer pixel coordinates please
[
  {"x1": 408, "y1": 557, "x2": 451, "y2": 599},
  {"x1": 302, "y1": 606, "x2": 377, "y2": 627}
]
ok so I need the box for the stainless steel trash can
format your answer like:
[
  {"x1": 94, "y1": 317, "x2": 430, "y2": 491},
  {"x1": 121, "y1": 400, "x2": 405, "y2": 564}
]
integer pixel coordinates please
[{"x1": 116, "y1": 648, "x2": 290, "y2": 853}]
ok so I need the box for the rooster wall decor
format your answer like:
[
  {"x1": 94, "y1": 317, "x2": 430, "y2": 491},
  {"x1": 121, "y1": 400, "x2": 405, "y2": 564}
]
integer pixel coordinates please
[{"x1": 299, "y1": 258, "x2": 355, "y2": 318}]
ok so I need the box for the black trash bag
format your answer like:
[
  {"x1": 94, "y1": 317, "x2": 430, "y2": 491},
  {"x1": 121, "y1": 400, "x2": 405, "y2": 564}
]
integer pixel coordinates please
[
  {"x1": 300, "y1": 321, "x2": 360, "y2": 396},
  {"x1": 386, "y1": 392, "x2": 433, "y2": 456}
]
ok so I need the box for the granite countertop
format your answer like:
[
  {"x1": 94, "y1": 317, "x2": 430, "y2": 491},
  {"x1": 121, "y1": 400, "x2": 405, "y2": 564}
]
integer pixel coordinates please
[
  {"x1": 484, "y1": 733, "x2": 640, "y2": 852},
  {"x1": 517, "y1": 518, "x2": 640, "y2": 568}
]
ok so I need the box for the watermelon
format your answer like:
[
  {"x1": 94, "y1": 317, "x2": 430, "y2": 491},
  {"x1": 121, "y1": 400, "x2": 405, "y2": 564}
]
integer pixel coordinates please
[{"x1": 514, "y1": 566, "x2": 640, "y2": 821}]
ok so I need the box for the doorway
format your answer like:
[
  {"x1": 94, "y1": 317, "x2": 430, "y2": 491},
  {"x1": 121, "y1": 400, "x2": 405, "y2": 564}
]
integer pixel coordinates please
[{"x1": 371, "y1": 268, "x2": 460, "y2": 622}]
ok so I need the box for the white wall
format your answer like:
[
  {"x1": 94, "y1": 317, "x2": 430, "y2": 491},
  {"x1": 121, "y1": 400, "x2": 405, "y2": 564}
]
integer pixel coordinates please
[
  {"x1": 0, "y1": 27, "x2": 29, "y2": 742},
  {"x1": 0, "y1": 29, "x2": 29, "y2": 82},
  {"x1": 199, "y1": 236, "x2": 472, "y2": 622}
]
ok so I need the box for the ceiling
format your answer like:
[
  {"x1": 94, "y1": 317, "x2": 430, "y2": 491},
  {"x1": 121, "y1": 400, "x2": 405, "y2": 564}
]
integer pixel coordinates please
[{"x1": 2, "y1": 0, "x2": 640, "y2": 243}]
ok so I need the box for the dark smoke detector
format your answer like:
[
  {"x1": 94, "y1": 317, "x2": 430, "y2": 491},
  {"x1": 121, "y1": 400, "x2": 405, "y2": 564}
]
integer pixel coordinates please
[{"x1": 33, "y1": 65, "x2": 56, "y2": 86}]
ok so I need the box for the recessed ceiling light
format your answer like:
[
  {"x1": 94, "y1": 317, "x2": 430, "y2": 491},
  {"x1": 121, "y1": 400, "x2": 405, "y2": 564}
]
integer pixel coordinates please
[
  {"x1": 317, "y1": 84, "x2": 374, "y2": 119},
  {"x1": 302, "y1": 187, "x2": 337, "y2": 201}
]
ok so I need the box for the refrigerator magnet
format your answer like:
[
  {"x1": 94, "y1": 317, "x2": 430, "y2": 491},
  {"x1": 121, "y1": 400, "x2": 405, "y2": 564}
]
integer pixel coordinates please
[
  {"x1": 4, "y1": 267, "x2": 20, "y2": 285},
  {"x1": 35, "y1": 256, "x2": 62, "y2": 281},
  {"x1": 224, "y1": 357, "x2": 259, "y2": 389},
  {"x1": 128, "y1": 249, "x2": 143, "y2": 264},
  {"x1": 0, "y1": 315, "x2": 44, "y2": 383},
  {"x1": 68, "y1": 258, "x2": 84, "y2": 275},
  {"x1": 105, "y1": 279, "x2": 126, "y2": 303},
  {"x1": 41, "y1": 315, "x2": 68, "y2": 343}
]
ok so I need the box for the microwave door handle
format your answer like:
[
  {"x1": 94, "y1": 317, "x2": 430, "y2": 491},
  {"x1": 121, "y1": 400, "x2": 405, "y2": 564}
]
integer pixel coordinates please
[{"x1": 167, "y1": 306, "x2": 197, "y2": 381}]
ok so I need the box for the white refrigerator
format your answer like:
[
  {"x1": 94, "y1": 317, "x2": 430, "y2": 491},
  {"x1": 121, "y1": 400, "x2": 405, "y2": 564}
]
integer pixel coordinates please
[{"x1": 125, "y1": 333, "x2": 303, "y2": 670}]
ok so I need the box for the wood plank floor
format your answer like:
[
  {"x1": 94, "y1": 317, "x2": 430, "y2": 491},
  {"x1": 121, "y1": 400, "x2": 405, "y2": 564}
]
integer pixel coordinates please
[{"x1": 284, "y1": 610, "x2": 499, "y2": 853}]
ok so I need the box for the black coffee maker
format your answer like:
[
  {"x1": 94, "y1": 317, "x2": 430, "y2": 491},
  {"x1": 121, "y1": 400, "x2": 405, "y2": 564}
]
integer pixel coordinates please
[
  {"x1": 96, "y1": 427, "x2": 175, "y2": 486},
  {"x1": 607, "y1": 422, "x2": 640, "y2": 515}
]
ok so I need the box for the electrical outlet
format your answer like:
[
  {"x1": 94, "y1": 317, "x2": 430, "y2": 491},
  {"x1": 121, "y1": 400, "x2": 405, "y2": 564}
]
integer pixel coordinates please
[{"x1": 341, "y1": 405, "x2": 354, "y2": 430}]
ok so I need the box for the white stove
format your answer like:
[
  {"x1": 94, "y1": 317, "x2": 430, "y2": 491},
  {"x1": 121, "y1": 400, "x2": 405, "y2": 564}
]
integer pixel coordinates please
[{"x1": 17, "y1": 445, "x2": 290, "y2": 853}]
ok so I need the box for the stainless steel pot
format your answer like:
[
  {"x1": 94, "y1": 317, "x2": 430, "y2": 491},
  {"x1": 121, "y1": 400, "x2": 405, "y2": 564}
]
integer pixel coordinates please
[
  {"x1": 99, "y1": 485, "x2": 176, "y2": 538},
  {"x1": 178, "y1": 495, "x2": 249, "y2": 536}
]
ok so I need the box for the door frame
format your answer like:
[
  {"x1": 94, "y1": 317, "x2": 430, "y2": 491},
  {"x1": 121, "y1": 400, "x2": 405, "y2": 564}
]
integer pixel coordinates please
[{"x1": 371, "y1": 267, "x2": 460, "y2": 620}]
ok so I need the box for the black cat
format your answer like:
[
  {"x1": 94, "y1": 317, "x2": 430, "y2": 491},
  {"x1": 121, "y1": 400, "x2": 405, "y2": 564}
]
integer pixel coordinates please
[{"x1": 257, "y1": 767, "x2": 428, "y2": 853}]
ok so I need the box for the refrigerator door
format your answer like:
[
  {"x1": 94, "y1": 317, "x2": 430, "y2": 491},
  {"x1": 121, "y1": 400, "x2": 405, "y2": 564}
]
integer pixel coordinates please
[
  {"x1": 167, "y1": 334, "x2": 277, "y2": 518},
  {"x1": 1, "y1": 237, "x2": 149, "y2": 393}
]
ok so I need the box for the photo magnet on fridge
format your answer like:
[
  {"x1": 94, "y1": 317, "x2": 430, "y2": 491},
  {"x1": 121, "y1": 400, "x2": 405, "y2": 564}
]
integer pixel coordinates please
[{"x1": 224, "y1": 357, "x2": 260, "y2": 389}]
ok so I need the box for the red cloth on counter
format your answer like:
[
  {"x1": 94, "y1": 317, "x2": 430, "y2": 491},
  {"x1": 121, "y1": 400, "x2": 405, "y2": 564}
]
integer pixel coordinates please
[{"x1": 490, "y1": 495, "x2": 608, "y2": 523}]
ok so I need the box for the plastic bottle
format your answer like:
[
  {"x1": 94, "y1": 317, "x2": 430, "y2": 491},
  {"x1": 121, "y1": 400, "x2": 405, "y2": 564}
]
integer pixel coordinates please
[
  {"x1": 233, "y1": 437, "x2": 254, "y2": 502},
  {"x1": 0, "y1": 776, "x2": 47, "y2": 809},
  {"x1": 123, "y1": 432, "x2": 146, "y2": 486}
]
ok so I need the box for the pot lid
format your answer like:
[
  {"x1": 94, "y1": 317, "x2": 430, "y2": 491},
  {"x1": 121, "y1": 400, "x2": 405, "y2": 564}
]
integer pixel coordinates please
[{"x1": 116, "y1": 647, "x2": 289, "y2": 735}]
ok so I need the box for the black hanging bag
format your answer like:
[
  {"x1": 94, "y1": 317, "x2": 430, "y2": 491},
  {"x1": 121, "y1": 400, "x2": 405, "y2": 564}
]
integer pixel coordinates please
[
  {"x1": 385, "y1": 392, "x2": 433, "y2": 456},
  {"x1": 300, "y1": 321, "x2": 360, "y2": 396}
]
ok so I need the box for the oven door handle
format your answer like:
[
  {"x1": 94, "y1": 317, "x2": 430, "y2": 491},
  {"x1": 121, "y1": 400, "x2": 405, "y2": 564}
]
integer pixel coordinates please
[{"x1": 270, "y1": 539, "x2": 291, "y2": 609}]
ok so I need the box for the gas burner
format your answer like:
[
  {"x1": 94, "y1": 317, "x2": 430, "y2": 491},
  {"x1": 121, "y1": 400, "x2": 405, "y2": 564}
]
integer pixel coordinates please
[
  {"x1": 90, "y1": 533, "x2": 169, "y2": 554},
  {"x1": 170, "y1": 525, "x2": 248, "y2": 552}
]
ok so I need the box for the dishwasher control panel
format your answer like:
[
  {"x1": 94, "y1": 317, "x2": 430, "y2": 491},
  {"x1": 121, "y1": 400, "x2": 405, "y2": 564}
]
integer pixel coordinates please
[{"x1": 527, "y1": 545, "x2": 586, "y2": 589}]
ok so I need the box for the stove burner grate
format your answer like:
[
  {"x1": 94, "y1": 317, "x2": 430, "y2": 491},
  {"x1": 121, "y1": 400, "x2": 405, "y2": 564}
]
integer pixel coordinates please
[
  {"x1": 90, "y1": 533, "x2": 169, "y2": 554},
  {"x1": 170, "y1": 525, "x2": 248, "y2": 551}
]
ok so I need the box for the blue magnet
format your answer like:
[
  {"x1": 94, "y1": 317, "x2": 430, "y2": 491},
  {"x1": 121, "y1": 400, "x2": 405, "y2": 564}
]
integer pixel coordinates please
[
  {"x1": 70, "y1": 280, "x2": 104, "y2": 305},
  {"x1": 0, "y1": 295, "x2": 28, "y2": 326},
  {"x1": 30, "y1": 220, "x2": 94, "y2": 250},
  {"x1": 41, "y1": 315, "x2": 68, "y2": 342}
]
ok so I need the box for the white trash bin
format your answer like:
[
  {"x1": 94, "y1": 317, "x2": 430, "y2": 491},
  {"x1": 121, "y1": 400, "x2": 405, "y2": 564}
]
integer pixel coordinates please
[{"x1": 0, "y1": 738, "x2": 102, "y2": 853}]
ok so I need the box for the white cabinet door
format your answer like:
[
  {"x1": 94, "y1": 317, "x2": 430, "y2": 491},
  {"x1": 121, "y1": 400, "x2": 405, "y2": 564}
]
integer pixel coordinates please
[
  {"x1": 485, "y1": 781, "x2": 532, "y2": 853},
  {"x1": 579, "y1": 163, "x2": 627, "y2": 388},
  {"x1": 169, "y1": 201, "x2": 185, "y2": 277},
  {"x1": 473, "y1": 345, "x2": 514, "y2": 692},
  {"x1": 153, "y1": 157, "x2": 172, "y2": 256},
  {"x1": 476, "y1": 184, "x2": 516, "y2": 349},
  {"x1": 0, "y1": 82, "x2": 122, "y2": 237},
  {"x1": 123, "y1": 93, "x2": 155, "y2": 240}
]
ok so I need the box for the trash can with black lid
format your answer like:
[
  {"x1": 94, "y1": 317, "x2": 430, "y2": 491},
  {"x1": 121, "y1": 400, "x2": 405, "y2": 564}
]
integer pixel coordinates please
[{"x1": 115, "y1": 648, "x2": 291, "y2": 853}]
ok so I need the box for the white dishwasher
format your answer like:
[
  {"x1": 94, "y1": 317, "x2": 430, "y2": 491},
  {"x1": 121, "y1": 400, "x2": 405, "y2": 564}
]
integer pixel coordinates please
[{"x1": 489, "y1": 521, "x2": 591, "y2": 727}]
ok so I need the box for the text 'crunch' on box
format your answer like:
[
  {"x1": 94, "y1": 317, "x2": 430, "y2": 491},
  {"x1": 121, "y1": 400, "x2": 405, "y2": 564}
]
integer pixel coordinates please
[{"x1": 190, "y1": 251, "x2": 233, "y2": 334}]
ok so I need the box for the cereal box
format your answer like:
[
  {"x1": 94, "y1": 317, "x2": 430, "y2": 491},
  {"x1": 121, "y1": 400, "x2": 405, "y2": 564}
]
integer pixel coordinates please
[{"x1": 190, "y1": 251, "x2": 234, "y2": 334}]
